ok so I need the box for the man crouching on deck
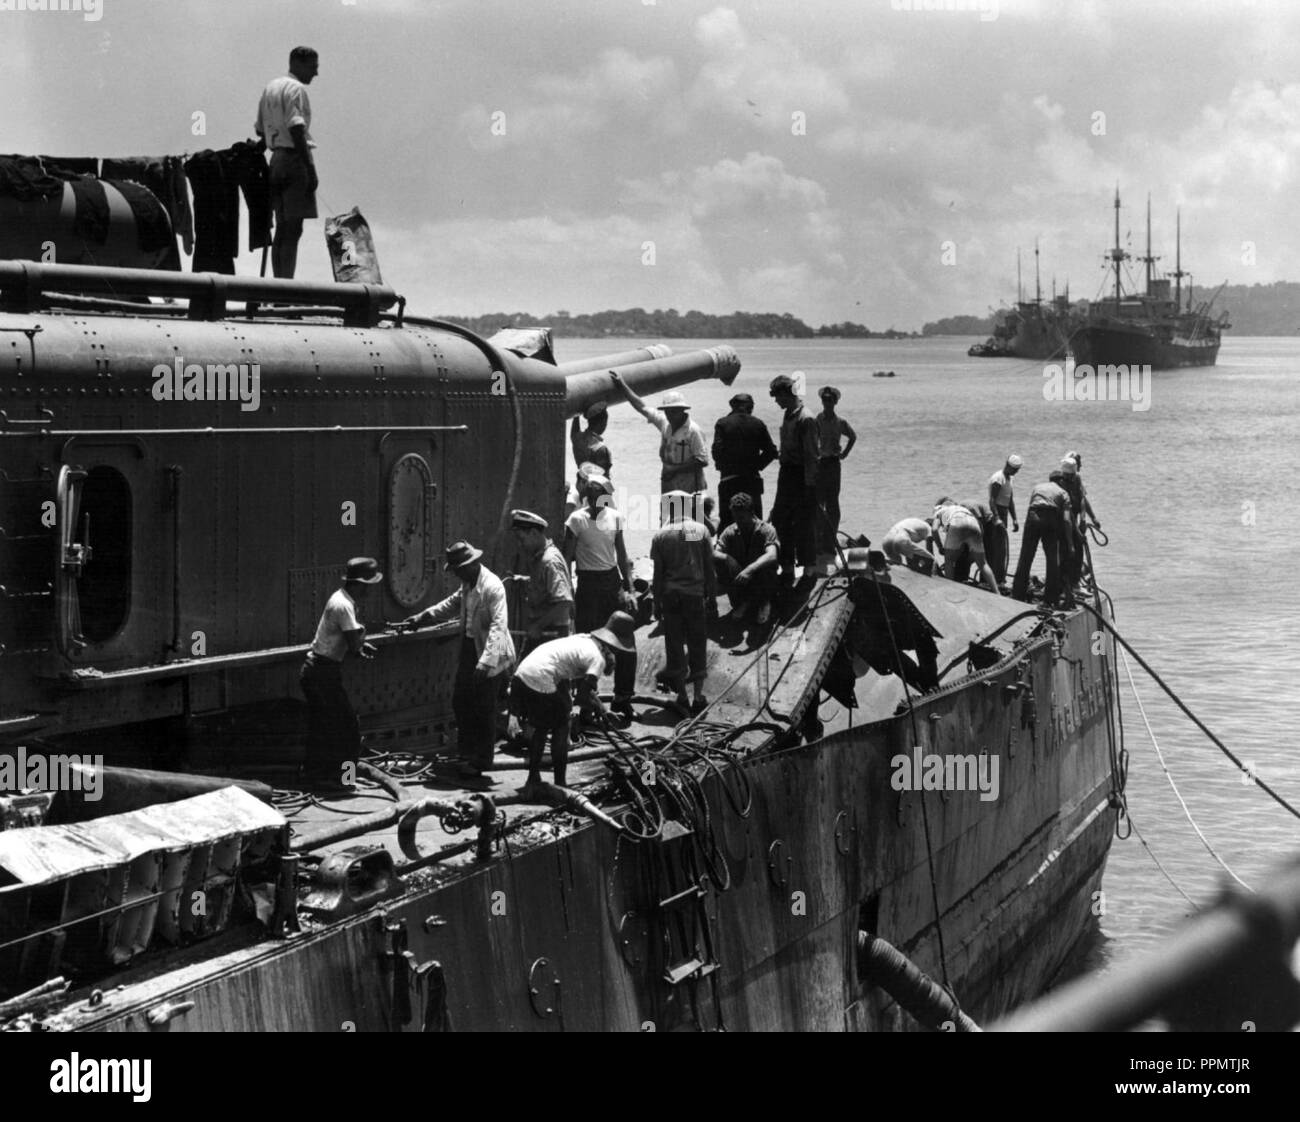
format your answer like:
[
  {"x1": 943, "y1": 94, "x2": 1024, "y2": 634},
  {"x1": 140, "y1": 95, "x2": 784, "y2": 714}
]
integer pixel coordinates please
[{"x1": 510, "y1": 612, "x2": 638, "y2": 797}]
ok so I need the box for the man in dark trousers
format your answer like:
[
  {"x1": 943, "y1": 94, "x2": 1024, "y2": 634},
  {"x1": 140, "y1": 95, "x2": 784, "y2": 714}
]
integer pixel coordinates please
[
  {"x1": 813, "y1": 385, "x2": 857, "y2": 556},
  {"x1": 256, "y1": 46, "x2": 319, "y2": 279},
  {"x1": 651, "y1": 491, "x2": 717, "y2": 715},
  {"x1": 1011, "y1": 472, "x2": 1075, "y2": 608},
  {"x1": 713, "y1": 492, "x2": 780, "y2": 625},
  {"x1": 400, "y1": 541, "x2": 516, "y2": 784},
  {"x1": 767, "y1": 374, "x2": 820, "y2": 584},
  {"x1": 299, "y1": 557, "x2": 379, "y2": 789},
  {"x1": 510, "y1": 509, "x2": 575, "y2": 654},
  {"x1": 711, "y1": 392, "x2": 778, "y2": 530}
]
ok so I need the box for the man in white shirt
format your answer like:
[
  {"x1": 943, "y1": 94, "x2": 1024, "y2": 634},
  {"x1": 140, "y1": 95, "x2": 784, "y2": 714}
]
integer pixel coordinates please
[
  {"x1": 987, "y1": 453, "x2": 1022, "y2": 583},
  {"x1": 609, "y1": 371, "x2": 709, "y2": 496},
  {"x1": 401, "y1": 540, "x2": 515, "y2": 783},
  {"x1": 932, "y1": 498, "x2": 999, "y2": 593},
  {"x1": 563, "y1": 475, "x2": 637, "y2": 718},
  {"x1": 299, "y1": 556, "x2": 380, "y2": 789},
  {"x1": 882, "y1": 517, "x2": 938, "y2": 573},
  {"x1": 510, "y1": 612, "x2": 637, "y2": 794},
  {"x1": 255, "y1": 46, "x2": 319, "y2": 279}
]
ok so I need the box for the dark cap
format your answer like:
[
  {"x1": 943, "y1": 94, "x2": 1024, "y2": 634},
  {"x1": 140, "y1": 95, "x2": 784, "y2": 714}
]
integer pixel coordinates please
[
  {"x1": 590, "y1": 611, "x2": 637, "y2": 654},
  {"x1": 729, "y1": 392, "x2": 754, "y2": 409},
  {"x1": 345, "y1": 557, "x2": 383, "y2": 584},
  {"x1": 510, "y1": 510, "x2": 548, "y2": 531},
  {"x1": 769, "y1": 375, "x2": 795, "y2": 396},
  {"x1": 443, "y1": 540, "x2": 483, "y2": 571},
  {"x1": 819, "y1": 386, "x2": 841, "y2": 402}
]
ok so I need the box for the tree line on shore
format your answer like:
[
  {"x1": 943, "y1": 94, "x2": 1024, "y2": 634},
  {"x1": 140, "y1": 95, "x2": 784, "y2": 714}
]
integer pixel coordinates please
[{"x1": 437, "y1": 308, "x2": 918, "y2": 339}]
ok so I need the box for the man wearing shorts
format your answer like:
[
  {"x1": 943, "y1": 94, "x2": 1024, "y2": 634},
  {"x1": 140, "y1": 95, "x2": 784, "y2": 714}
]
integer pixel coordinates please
[
  {"x1": 882, "y1": 517, "x2": 937, "y2": 573},
  {"x1": 256, "y1": 46, "x2": 319, "y2": 279},
  {"x1": 510, "y1": 612, "x2": 637, "y2": 795},
  {"x1": 932, "y1": 498, "x2": 999, "y2": 593}
]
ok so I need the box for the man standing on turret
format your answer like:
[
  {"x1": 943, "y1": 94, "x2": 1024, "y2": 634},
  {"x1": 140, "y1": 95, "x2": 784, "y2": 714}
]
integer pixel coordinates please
[
  {"x1": 712, "y1": 392, "x2": 778, "y2": 531},
  {"x1": 767, "y1": 374, "x2": 820, "y2": 585},
  {"x1": 813, "y1": 385, "x2": 857, "y2": 556},
  {"x1": 256, "y1": 46, "x2": 319, "y2": 279},
  {"x1": 569, "y1": 402, "x2": 613, "y2": 478},
  {"x1": 609, "y1": 371, "x2": 709, "y2": 498}
]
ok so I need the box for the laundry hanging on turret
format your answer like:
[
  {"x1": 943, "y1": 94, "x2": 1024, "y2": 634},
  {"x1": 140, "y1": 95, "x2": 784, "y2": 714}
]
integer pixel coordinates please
[{"x1": 185, "y1": 141, "x2": 271, "y2": 274}]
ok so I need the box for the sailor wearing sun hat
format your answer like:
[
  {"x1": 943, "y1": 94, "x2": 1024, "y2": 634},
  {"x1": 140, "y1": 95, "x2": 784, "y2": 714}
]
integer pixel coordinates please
[
  {"x1": 608, "y1": 370, "x2": 710, "y2": 495},
  {"x1": 511, "y1": 610, "x2": 638, "y2": 794},
  {"x1": 400, "y1": 541, "x2": 516, "y2": 781}
]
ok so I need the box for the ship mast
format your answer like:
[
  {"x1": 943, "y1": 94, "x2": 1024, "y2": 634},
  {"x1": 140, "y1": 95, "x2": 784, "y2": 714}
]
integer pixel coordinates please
[
  {"x1": 1109, "y1": 186, "x2": 1128, "y2": 311},
  {"x1": 1035, "y1": 238, "x2": 1042, "y2": 305},
  {"x1": 1171, "y1": 208, "x2": 1187, "y2": 311},
  {"x1": 1135, "y1": 192, "x2": 1159, "y2": 301}
]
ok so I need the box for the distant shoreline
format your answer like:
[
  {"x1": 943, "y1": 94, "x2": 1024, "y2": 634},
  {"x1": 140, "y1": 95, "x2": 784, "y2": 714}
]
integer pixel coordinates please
[{"x1": 435, "y1": 310, "x2": 920, "y2": 340}]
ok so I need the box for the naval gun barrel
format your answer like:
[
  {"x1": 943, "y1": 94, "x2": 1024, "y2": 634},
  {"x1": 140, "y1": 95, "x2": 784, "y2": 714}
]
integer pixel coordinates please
[
  {"x1": 564, "y1": 344, "x2": 740, "y2": 420},
  {"x1": 556, "y1": 344, "x2": 675, "y2": 376}
]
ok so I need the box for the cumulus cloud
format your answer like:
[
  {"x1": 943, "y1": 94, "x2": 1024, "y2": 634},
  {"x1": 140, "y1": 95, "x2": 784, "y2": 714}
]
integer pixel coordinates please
[
  {"x1": 457, "y1": 47, "x2": 681, "y2": 150},
  {"x1": 686, "y1": 6, "x2": 853, "y2": 131}
]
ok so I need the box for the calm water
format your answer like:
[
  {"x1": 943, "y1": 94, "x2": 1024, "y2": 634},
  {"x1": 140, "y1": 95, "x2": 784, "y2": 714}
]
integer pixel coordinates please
[{"x1": 557, "y1": 333, "x2": 1300, "y2": 970}]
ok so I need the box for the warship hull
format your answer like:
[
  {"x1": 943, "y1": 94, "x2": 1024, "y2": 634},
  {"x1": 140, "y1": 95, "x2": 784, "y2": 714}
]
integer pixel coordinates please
[
  {"x1": 1071, "y1": 320, "x2": 1221, "y2": 370},
  {"x1": 45, "y1": 586, "x2": 1116, "y2": 1033}
]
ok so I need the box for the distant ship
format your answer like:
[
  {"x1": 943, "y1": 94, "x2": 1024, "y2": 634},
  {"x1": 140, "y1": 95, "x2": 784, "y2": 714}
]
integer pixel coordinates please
[
  {"x1": 969, "y1": 243, "x2": 1081, "y2": 360},
  {"x1": 1070, "y1": 190, "x2": 1230, "y2": 370}
]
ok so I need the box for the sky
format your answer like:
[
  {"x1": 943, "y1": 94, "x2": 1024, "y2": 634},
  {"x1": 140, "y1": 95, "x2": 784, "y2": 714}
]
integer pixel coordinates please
[{"x1": 5, "y1": 0, "x2": 1300, "y2": 331}]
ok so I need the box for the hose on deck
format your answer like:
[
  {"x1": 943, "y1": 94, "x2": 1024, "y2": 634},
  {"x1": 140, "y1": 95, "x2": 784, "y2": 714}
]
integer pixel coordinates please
[{"x1": 857, "y1": 931, "x2": 981, "y2": 1032}]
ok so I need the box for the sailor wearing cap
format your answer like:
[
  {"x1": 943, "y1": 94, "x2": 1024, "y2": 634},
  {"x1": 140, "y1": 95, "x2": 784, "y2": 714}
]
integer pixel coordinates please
[
  {"x1": 1055, "y1": 455, "x2": 1096, "y2": 594},
  {"x1": 814, "y1": 386, "x2": 857, "y2": 557},
  {"x1": 989, "y1": 454, "x2": 1023, "y2": 530},
  {"x1": 400, "y1": 541, "x2": 516, "y2": 782},
  {"x1": 931, "y1": 499, "x2": 999, "y2": 594},
  {"x1": 767, "y1": 374, "x2": 821, "y2": 583},
  {"x1": 988, "y1": 453, "x2": 1023, "y2": 584},
  {"x1": 1011, "y1": 471, "x2": 1074, "y2": 609},
  {"x1": 569, "y1": 400, "x2": 613, "y2": 477},
  {"x1": 510, "y1": 611, "x2": 638, "y2": 795},
  {"x1": 510, "y1": 510, "x2": 575, "y2": 652},
  {"x1": 711, "y1": 391, "x2": 779, "y2": 531},
  {"x1": 608, "y1": 370, "x2": 710, "y2": 496},
  {"x1": 299, "y1": 557, "x2": 382, "y2": 788}
]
